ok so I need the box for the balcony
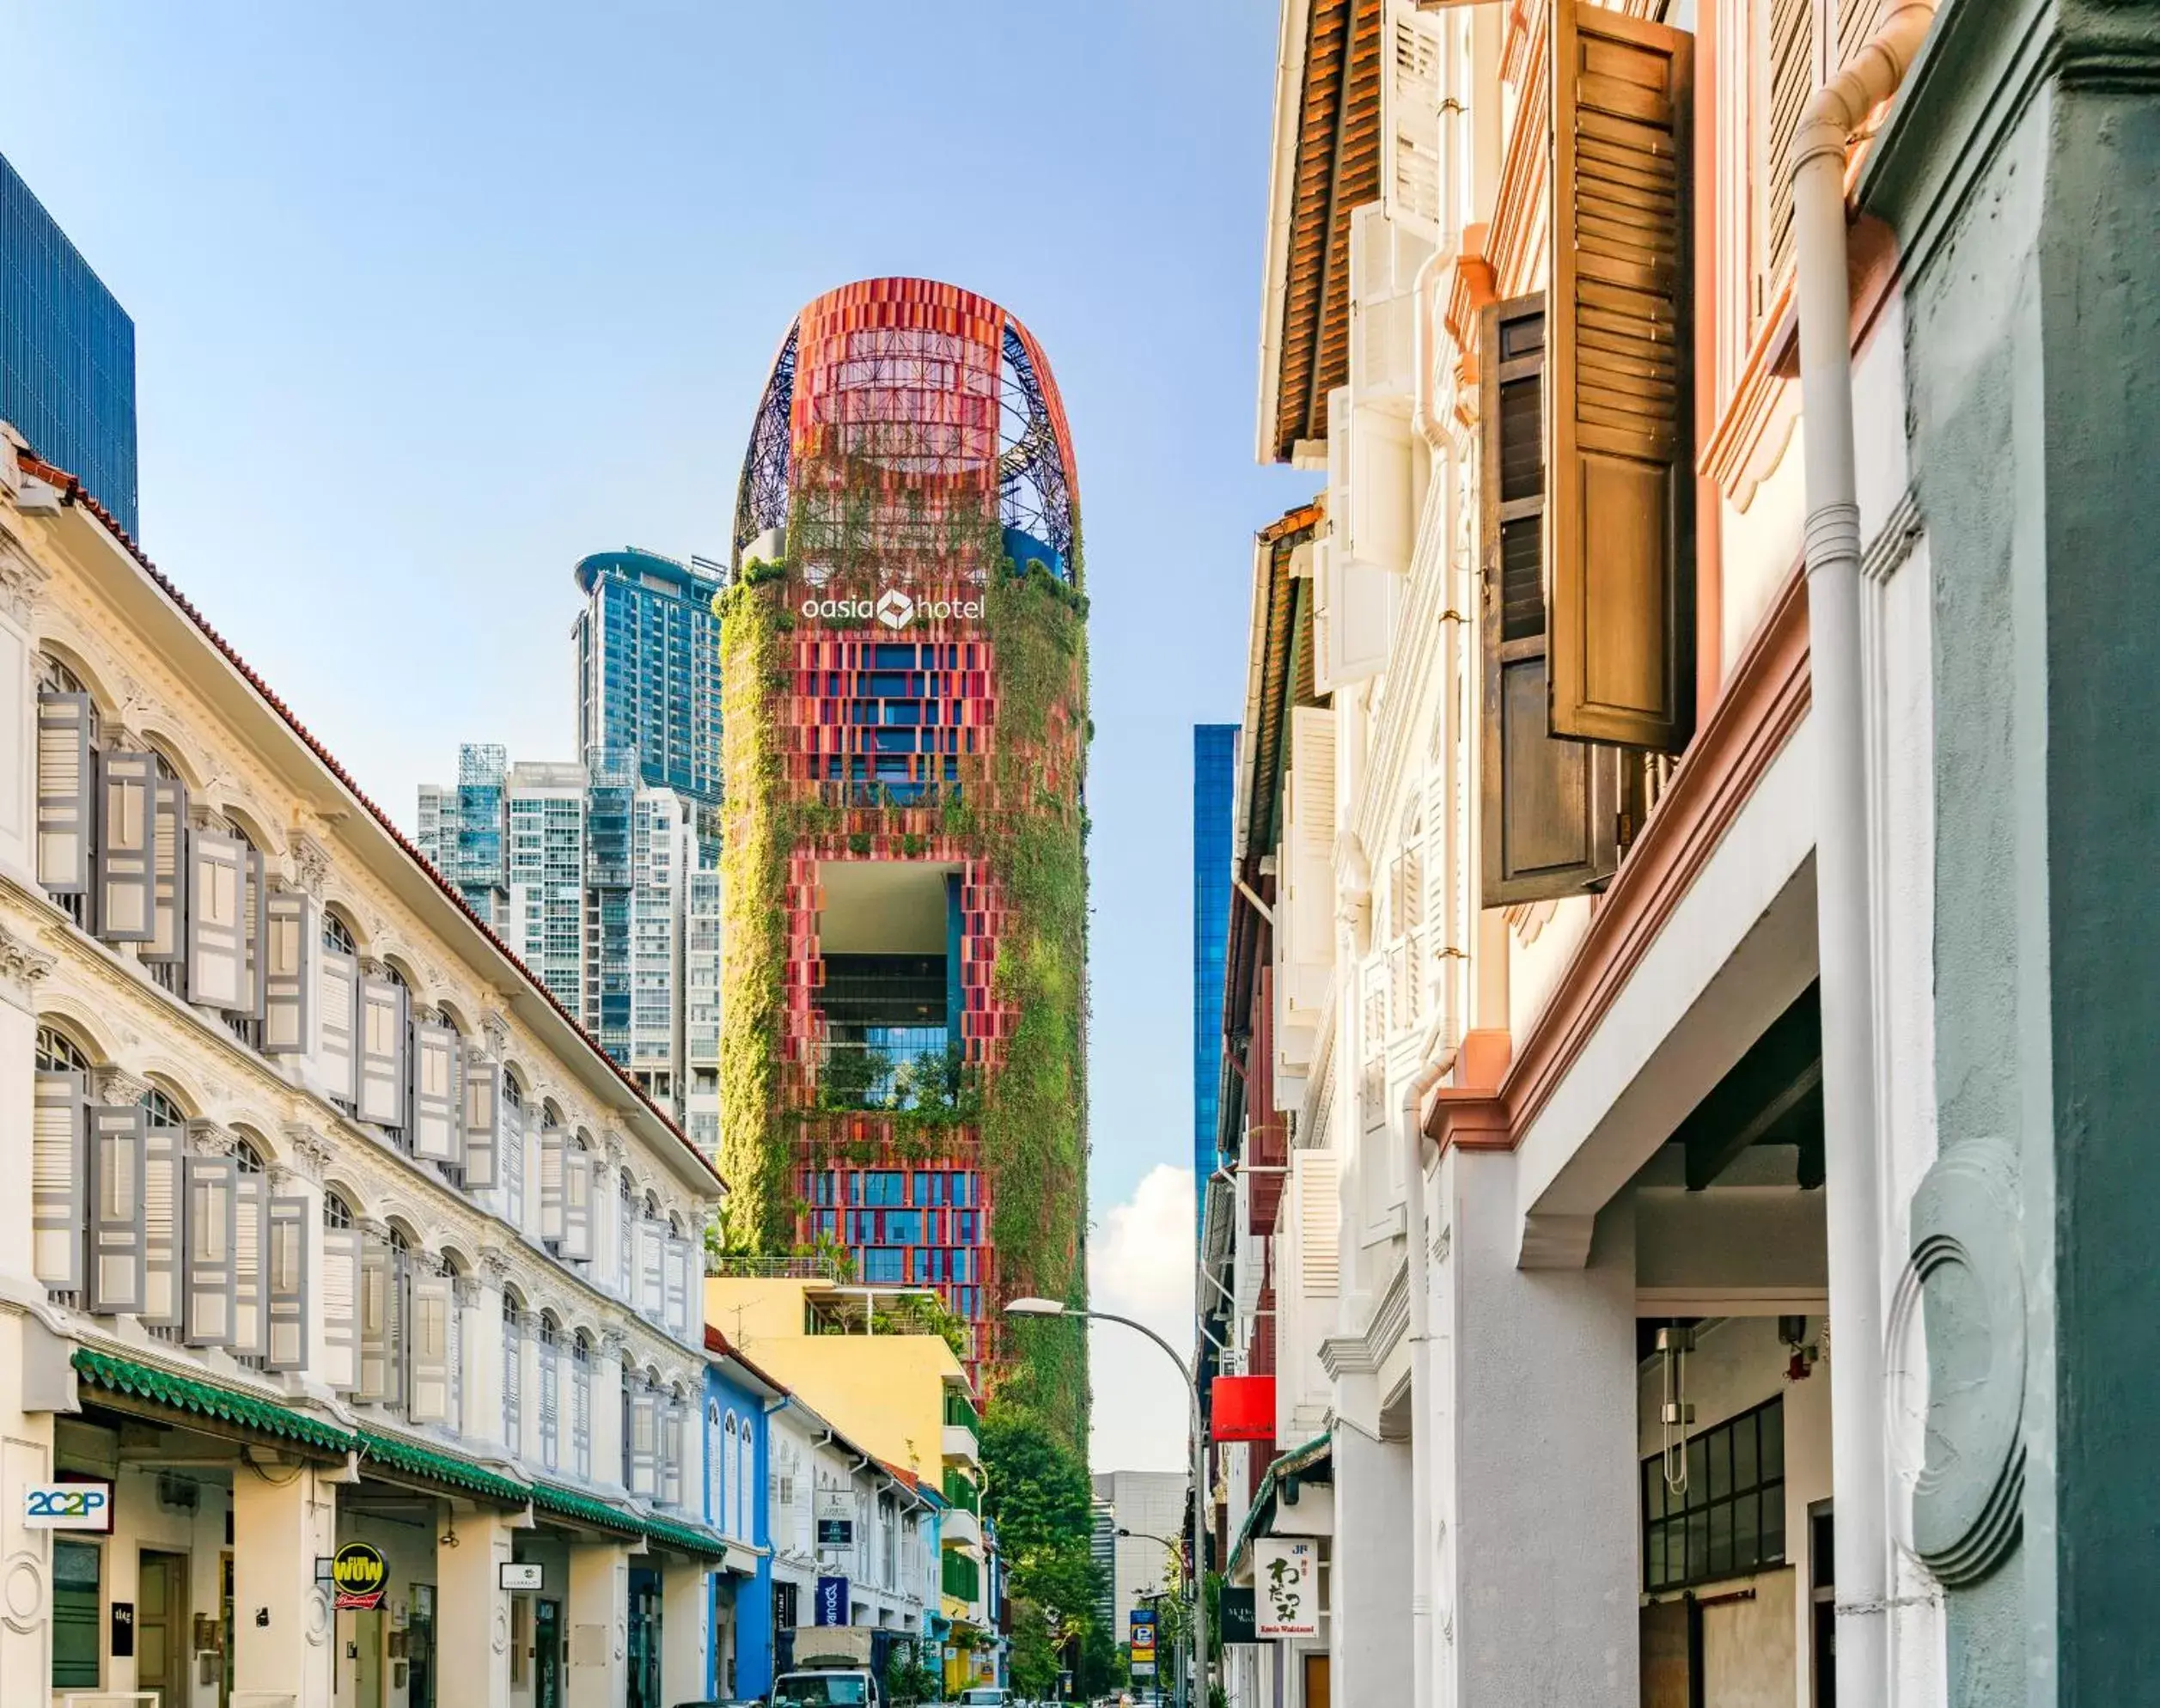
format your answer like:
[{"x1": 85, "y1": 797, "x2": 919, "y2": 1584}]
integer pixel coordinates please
[
  {"x1": 942, "y1": 1421, "x2": 979, "y2": 1463},
  {"x1": 942, "y1": 1507, "x2": 982, "y2": 1550}
]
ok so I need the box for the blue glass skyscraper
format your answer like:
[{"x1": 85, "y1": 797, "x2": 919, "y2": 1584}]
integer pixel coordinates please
[
  {"x1": 572, "y1": 549, "x2": 724, "y2": 805},
  {"x1": 1193, "y1": 724, "x2": 1239, "y2": 1222},
  {"x1": 1, "y1": 151, "x2": 138, "y2": 538}
]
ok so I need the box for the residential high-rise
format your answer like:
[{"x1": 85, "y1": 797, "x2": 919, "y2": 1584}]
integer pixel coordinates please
[
  {"x1": 1192, "y1": 725, "x2": 1237, "y2": 1218},
  {"x1": 0, "y1": 151, "x2": 138, "y2": 536},
  {"x1": 685, "y1": 865, "x2": 724, "y2": 1154},
  {"x1": 719, "y1": 278, "x2": 1085, "y2": 1417},
  {"x1": 1091, "y1": 1471, "x2": 1187, "y2": 1638},
  {"x1": 572, "y1": 547, "x2": 726, "y2": 804}
]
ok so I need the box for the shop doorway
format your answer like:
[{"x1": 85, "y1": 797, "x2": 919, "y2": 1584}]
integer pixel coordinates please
[
  {"x1": 408, "y1": 1583, "x2": 436, "y2": 1708},
  {"x1": 347, "y1": 1608, "x2": 384, "y2": 1708},
  {"x1": 534, "y1": 1598, "x2": 562, "y2": 1708},
  {"x1": 137, "y1": 1549, "x2": 191, "y2": 1708},
  {"x1": 627, "y1": 1571, "x2": 662, "y2": 1708},
  {"x1": 1302, "y1": 1652, "x2": 1329, "y2": 1708}
]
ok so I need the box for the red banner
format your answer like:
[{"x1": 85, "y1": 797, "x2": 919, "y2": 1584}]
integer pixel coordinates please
[{"x1": 1210, "y1": 1375, "x2": 1276, "y2": 1443}]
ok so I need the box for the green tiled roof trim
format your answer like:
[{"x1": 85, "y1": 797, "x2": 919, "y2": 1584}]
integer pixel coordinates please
[
  {"x1": 1229, "y1": 1430, "x2": 1333, "y2": 1571},
  {"x1": 72, "y1": 1349, "x2": 359, "y2": 1456},
  {"x1": 357, "y1": 1430, "x2": 529, "y2": 1505},
  {"x1": 529, "y1": 1481, "x2": 731, "y2": 1559}
]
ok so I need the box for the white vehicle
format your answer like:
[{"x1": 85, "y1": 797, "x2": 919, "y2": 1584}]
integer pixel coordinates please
[
  {"x1": 774, "y1": 1668, "x2": 884, "y2": 1708},
  {"x1": 958, "y1": 1689, "x2": 1010, "y2": 1708}
]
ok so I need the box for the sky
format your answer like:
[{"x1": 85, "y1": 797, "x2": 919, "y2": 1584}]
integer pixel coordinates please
[{"x1": 2, "y1": 2, "x2": 1312, "y2": 1473}]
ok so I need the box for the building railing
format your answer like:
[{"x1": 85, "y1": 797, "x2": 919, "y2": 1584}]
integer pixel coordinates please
[
  {"x1": 943, "y1": 1390, "x2": 979, "y2": 1434},
  {"x1": 705, "y1": 1252, "x2": 843, "y2": 1281}
]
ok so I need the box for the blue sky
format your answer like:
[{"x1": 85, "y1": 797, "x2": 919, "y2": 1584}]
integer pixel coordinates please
[{"x1": 3, "y1": 2, "x2": 1311, "y2": 1467}]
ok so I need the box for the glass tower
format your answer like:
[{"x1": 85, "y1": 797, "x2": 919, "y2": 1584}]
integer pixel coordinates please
[
  {"x1": 571, "y1": 549, "x2": 725, "y2": 806},
  {"x1": 1193, "y1": 724, "x2": 1238, "y2": 1220},
  {"x1": 1, "y1": 150, "x2": 139, "y2": 538}
]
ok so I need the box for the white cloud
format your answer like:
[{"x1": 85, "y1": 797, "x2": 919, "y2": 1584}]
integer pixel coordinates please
[{"x1": 1089, "y1": 1164, "x2": 1196, "y2": 1474}]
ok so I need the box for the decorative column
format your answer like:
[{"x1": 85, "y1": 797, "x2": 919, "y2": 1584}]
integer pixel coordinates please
[
  {"x1": 472, "y1": 1247, "x2": 513, "y2": 1451},
  {"x1": 230, "y1": 1460, "x2": 339, "y2": 1708},
  {"x1": 594, "y1": 1332, "x2": 627, "y2": 1491},
  {"x1": 516, "y1": 1308, "x2": 543, "y2": 1466},
  {"x1": 0, "y1": 922, "x2": 55, "y2": 1694},
  {"x1": 0, "y1": 512, "x2": 50, "y2": 884},
  {"x1": 0, "y1": 924, "x2": 56, "y2": 1298},
  {"x1": 564, "y1": 1539, "x2": 631, "y2": 1708},
  {"x1": 452, "y1": 1272, "x2": 483, "y2": 1439},
  {"x1": 277, "y1": 1124, "x2": 332, "y2": 1381},
  {"x1": 436, "y1": 1506, "x2": 518, "y2": 1708},
  {"x1": 661, "y1": 1556, "x2": 713, "y2": 1706}
]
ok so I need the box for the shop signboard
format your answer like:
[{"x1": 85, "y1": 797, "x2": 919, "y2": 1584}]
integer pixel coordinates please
[
  {"x1": 332, "y1": 1542, "x2": 390, "y2": 1611},
  {"x1": 22, "y1": 1481, "x2": 113, "y2": 1533},
  {"x1": 815, "y1": 1575, "x2": 850, "y2": 1626},
  {"x1": 1254, "y1": 1539, "x2": 1317, "y2": 1638}
]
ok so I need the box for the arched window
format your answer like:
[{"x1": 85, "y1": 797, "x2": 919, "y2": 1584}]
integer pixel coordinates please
[
  {"x1": 707, "y1": 1401, "x2": 725, "y2": 1526},
  {"x1": 323, "y1": 1191, "x2": 354, "y2": 1229},
  {"x1": 35, "y1": 1026, "x2": 89, "y2": 1076},
  {"x1": 536, "y1": 1313, "x2": 561, "y2": 1473},
  {"x1": 571, "y1": 1332, "x2": 593, "y2": 1480},
  {"x1": 735, "y1": 1408, "x2": 755, "y2": 1543},
  {"x1": 232, "y1": 1138, "x2": 265, "y2": 1175},
  {"x1": 723, "y1": 1411, "x2": 741, "y2": 1536},
  {"x1": 322, "y1": 910, "x2": 357, "y2": 955},
  {"x1": 503, "y1": 1291, "x2": 524, "y2": 1450}
]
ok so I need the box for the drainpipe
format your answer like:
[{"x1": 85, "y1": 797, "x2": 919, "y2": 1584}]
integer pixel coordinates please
[
  {"x1": 1402, "y1": 1018, "x2": 1455, "y2": 1708},
  {"x1": 1788, "y1": 7, "x2": 1935, "y2": 1703}
]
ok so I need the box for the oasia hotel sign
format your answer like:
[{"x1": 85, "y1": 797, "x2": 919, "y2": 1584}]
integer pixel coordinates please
[{"x1": 797, "y1": 589, "x2": 984, "y2": 630}]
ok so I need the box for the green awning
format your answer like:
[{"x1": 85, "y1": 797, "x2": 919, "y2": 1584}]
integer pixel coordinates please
[
  {"x1": 1228, "y1": 1430, "x2": 1333, "y2": 1575},
  {"x1": 72, "y1": 1348, "x2": 359, "y2": 1457},
  {"x1": 357, "y1": 1429, "x2": 530, "y2": 1506},
  {"x1": 529, "y1": 1480, "x2": 732, "y2": 1561}
]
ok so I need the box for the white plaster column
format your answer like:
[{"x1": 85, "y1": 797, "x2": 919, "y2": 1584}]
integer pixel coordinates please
[
  {"x1": 593, "y1": 1334, "x2": 626, "y2": 1491},
  {"x1": 0, "y1": 924, "x2": 54, "y2": 1300},
  {"x1": 274, "y1": 1128, "x2": 331, "y2": 1382},
  {"x1": 517, "y1": 1310, "x2": 543, "y2": 1466},
  {"x1": 1433, "y1": 1148, "x2": 1638, "y2": 1705},
  {"x1": 231, "y1": 1460, "x2": 339, "y2": 1708},
  {"x1": 436, "y1": 1507, "x2": 517, "y2": 1708},
  {"x1": 564, "y1": 1540, "x2": 630, "y2": 1708},
  {"x1": 471, "y1": 1250, "x2": 510, "y2": 1452},
  {"x1": 661, "y1": 1559, "x2": 712, "y2": 1706},
  {"x1": 594, "y1": 1150, "x2": 620, "y2": 1294},
  {"x1": 1330, "y1": 1426, "x2": 1412, "y2": 1708},
  {"x1": 0, "y1": 510, "x2": 46, "y2": 888}
]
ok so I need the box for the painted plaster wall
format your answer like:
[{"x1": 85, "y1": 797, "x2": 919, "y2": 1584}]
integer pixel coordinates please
[{"x1": 1327, "y1": 1429, "x2": 1410, "y2": 1708}]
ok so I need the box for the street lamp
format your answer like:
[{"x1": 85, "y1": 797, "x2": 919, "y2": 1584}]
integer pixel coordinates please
[{"x1": 1004, "y1": 1299, "x2": 1208, "y2": 1708}]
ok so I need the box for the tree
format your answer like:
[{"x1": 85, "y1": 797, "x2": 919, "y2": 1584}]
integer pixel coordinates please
[{"x1": 982, "y1": 1402, "x2": 1109, "y2": 1698}]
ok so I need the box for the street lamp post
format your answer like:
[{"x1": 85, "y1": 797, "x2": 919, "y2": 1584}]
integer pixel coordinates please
[{"x1": 1007, "y1": 1299, "x2": 1208, "y2": 1708}]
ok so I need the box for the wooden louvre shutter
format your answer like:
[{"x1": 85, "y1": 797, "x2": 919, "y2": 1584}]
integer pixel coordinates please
[
  {"x1": 33, "y1": 1072, "x2": 87, "y2": 1292},
  {"x1": 661, "y1": 1402, "x2": 685, "y2": 1508},
  {"x1": 231, "y1": 1170, "x2": 269, "y2": 1360},
  {"x1": 639, "y1": 1220, "x2": 664, "y2": 1318},
  {"x1": 265, "y1": 1197, "x2": 309, "y2": 1371},
  {"x1": 186, "y1": 831, "x2": 247, "y2": 1010},
  {"x1": 463, "y1": 1054, "x2": 502, "y2": 1190},
  {"x1": 262, "y1": 889, "x2": 314, "y2": 1053},
  {"x1": 562, "y1": 1149, "x2": 594, "y2": 1261},
  {"x1": 240, "y1": 851, "x2": 268, "y2": 1020},
  {"x1": 663, "y1": 1235, "x2": 691, "y2": 1339},
  {"x1": 142, "y1": 1114, "x2": 182, "y2": 1327},
  {"x1": 538, "y1": 1333, "x2": 560, "y2": 1468},
  {"x1": 144, "y1": 777, "x2": 189, "y2": 964},
  {"x1": 320, "y1": 1226, "x2": 362, "y2": 1390},
  {"x1": 411, "y1": 1022, "x2": 463, "y2": 1162},
  {"x1": 1764, "y1": 0, "x2": 1815, "y2": 294},
  {"x1": 88, "y1": 1103, "x2": 148, "y2": 1314},
  {"x1": 95, "y1": 752, "x2": 156, "y2": 942},
  {"x1": 35, "y1": 692, "x2": 93, "y2": 894},
  {"x1": 503, "y1": 1312, "x2": 523, "y2": 1449},
  {"x1": 1836, "y1": 0, "x2": 1887, "y2": 68},
  {"x1": 540, "y1": 1123, "x2": 566, "y2": 1241},
  {"x1": 357, "y1": 975, "x2": 408, "y2": 1127},
  {"x1": 408, "y1": 1272, "x2": 454, "y2": 1424},
  {"x1": 1548, "y1": 0, "x2": 1694, "y2": 753},
  {"x1": 629, "y1": 1389, "x2": 659, "y2": 1497},
  {"x1": 1479, "y1": 295, "x2": 1621, "y2": 906},
  {"x1": 503, "y1": 1094, "x2": 528, "y2": 1229},
  {"x1": 357, "y1": 1235, "x2": 394, "y2": 1402},
  {"x1": 183, "y1": 1155, "x2": 238, "y2": 1346},
  {"x1": 314, "y1": 948, "x2": 359, "y2": 1103}
]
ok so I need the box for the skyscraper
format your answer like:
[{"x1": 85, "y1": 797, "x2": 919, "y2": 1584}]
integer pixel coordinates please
[
  {"x1": 720, "y1": 278, "x2": 1085, "y2": 1418},
  {"x1": 1193, "y1": 724, "x2": 1237, "y2": 1221},
  {"x1": 0, "y1": 150, "x2": 138, "y2": 538},
  {"x1": 572, "y1": 548, "x2": 725, "y2": 805}
]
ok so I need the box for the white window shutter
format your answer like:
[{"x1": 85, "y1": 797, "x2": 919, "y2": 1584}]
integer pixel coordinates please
[
  {"x1": 35, "y1": 692, "x2": 93, "y2": 894},
  {"x1": 661, "y1": 1402, "x2": 684, "y2": 1509},
  {"x1": 462, "y1": 1055, "x2": 502, "y2": 1190},
  {"x1": 1295, "y1": 1151, "x2": 1342, "y2": 1297},
  {"x1": 562, "y1": 1150, "x2": 593, "y2": 1261},
  {"x1": 663, "y1": 1236, "x2": 690, "y2": 1339},
  {"x1": 143, "y1": 778, "x2": 189, "y2": 965},
  {"x1": 32, "y1": 1072, "x2": 86, "y2": 1292},
  {"x1": 540, "y1": 1124, "x2": 565, "y2": 1241},
  {"x1": 357, "y1": 1235, "x2": 393, "y2": 1401},
  {"x1": 87, "y1": 1104, "x2": 147, "y2": 1314},
  {"x1": 186, "y1": 831, "x2": 247, "y2": 1010},
  {"x1": 383, "y1": 1250, "x2": 406, "y2": 1411},
  {"x1": 320, "y1": 1227, "x2": 362, "y2": 1391},
  {"x1": 266, "y1": 1198, "x2": 309, "y2": 1371},
  {"x1": 95, "y1": 751, "x2": 156, "y2": 942},
  {"x1": 447, "y1": 1290, "x2": 464, "y2": 1437},
  {"x1": 503, "y1": 1095, "x2": 528, "y2": 1229},
  {"x1": 411, "y1": 1022, "x2": 462, "y2": 1162},
  {"x1": 314, "y1": 948, "x2": 359, "y2": 1103},
  {"x1": 1282, "y1": 706, "x2": 1339, "y2": 1027},
  {"x1": 639, "y1": 1221, "x2": 663, "y2": 1318},
  {"x1": 231, "y1": 1170, "x2": 269, "y2": 1360},
  {"x1": 142, "y1": 1116, "x2": 182, "y2": 1327},
  {"x1": 409, "y1": 1272, "x2": 454, "y2": 1424},
  {"x1": 503, "y1": 1312, "x2": 524, "y2": 1449},
  {"x1": 238, "y1": 850, "x2": 267, "y2": 1021},
  {"x1": 262, "y1": 889, "x2": 314, "y2": 1054},
  {"x1": 573, "y1": 1356, "x2": 592, "y2": 1479},
  {"x1": 183, "y1": 1155, "x2": 238, "y2": 1346},
  {"x1": 616, "y1": 1188, "x2": 634, "y2": 1299},
  {"x1": 630, "y1": 1390, "x2": 659, "y2": 1497},
  {"x1": 1346, "y1": 401, "x2": 1418, "y2": 580},
  {"x1": 357, "y1": 976, "x2": 408, "y2": 1127},
  {"x1": 538, "y1": 1335, "x2": 560, "y2": 1469}
]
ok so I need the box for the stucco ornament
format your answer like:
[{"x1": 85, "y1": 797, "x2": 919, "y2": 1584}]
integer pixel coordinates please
[{"x1": 1884, "y1": 1137, "x2": 2025, "y2": 1585}]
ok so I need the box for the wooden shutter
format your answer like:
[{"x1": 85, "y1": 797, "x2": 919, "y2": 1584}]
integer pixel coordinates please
[
  {"x1": 629, "y1": 1389, "x2": 659, "y2": 1497},
  {"x1": 144, "y1": 778, "x2": 190, "y2": 965},
  {"x1": 266, "y1": 1197, "x2": 309, "y2": 1371},
  {"x1": 1479, "y1": 295, "x2": 1621, "y2": 905},
  {"x1": 88, "y1": 1103, "x2": 147, "y2": 1314},
  {"x1": 1836, "y1": 0, "x2": 1887, "y2": 68},
  {"x1": 1764, "y1": 0, "x2": 1815, "y2": 293},
  {"x1": 664, "y1": 1236, "x2": 691, "y2": 1339},
  {"x1": 503, "y1": 1313, "x2": 523, "y2": 1448},
  {"x1": 1548, "y1": 0, "x2": 1695, "y2": 753},
  {"x1": 183, "y1": 1155, "x2": 238, "y2": 1346},
  {"x1": 320, "y1": 1227, "x2": 362, "y2": 1390},
  {"x1": 142, "y1": 1115, "x2": 182, "y2": 1327},
  {"x1": 639, "y1": 1220, "x2": 664, "y2": 1317},
  {"x1": 1294, "y1": 1151, "x2": 1341, "y2": 1297},
  {"x1": 463, "y1": 1054, "x2": 502, "y2": 1189},
  {"x1": 562, "y1": 1150, "x2": 594, "y2": 1261},
  {"x1": 95, "y1": 752, "x2": 156, "y2": 942},
  {"x1": 538, "y1": 1335, "x2": 560, "y2": 1468},
  {"x1": 661, "y1": 1402, "x2": 685, "y2": 1508},
  {"x1": 540, "y1": 1123, "x2": 565, "y2": 1241},
  {"x1": 35, "y1": 692, "x2": 93, "y2": 894},
  {"x1": 315, "y1": 948, "x2": 358, "y2": 1103},
  {"x1": 357, "y1": 975, "x2": 408, "y2": 1127},
  {"x1": 573, "y1": 1355, "x2": 592, "y2": 1479},
  {"x1": 186, "y1": 831, "x2": 247, "y2": 1010},
  {"x1": 262, "y1": 889, "x2": 314, "y2": 1054},
  {"x1": 240, "y1": 851, "x2": 268, "y2": 1019},
  {"x1": 409, "y1": 1272, "x2": 454, "y2": 1424},
  {"x1": 231, "y1": 1170, "x2": 269, "y2": 1359},
  {"x1": 33, "y1": 1072, "x2": 87, "y2": 1292},
  {"x1": 411, "y1": 1022, "x2": 462, "y2": 1162},
  {"x1": 504, "y1": 1095, "x2": 528, "y2": 1229}
]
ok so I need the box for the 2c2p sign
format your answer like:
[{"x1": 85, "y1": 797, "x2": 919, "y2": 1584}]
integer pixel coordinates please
[{"x1": 23, "y1": 1482, "x2": 112, "y2": 1532}]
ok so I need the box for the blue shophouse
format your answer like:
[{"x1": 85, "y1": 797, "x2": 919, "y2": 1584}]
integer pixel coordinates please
[{"x1": 705, "y1": 1329, "x2": 783, "y2": 1700}]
